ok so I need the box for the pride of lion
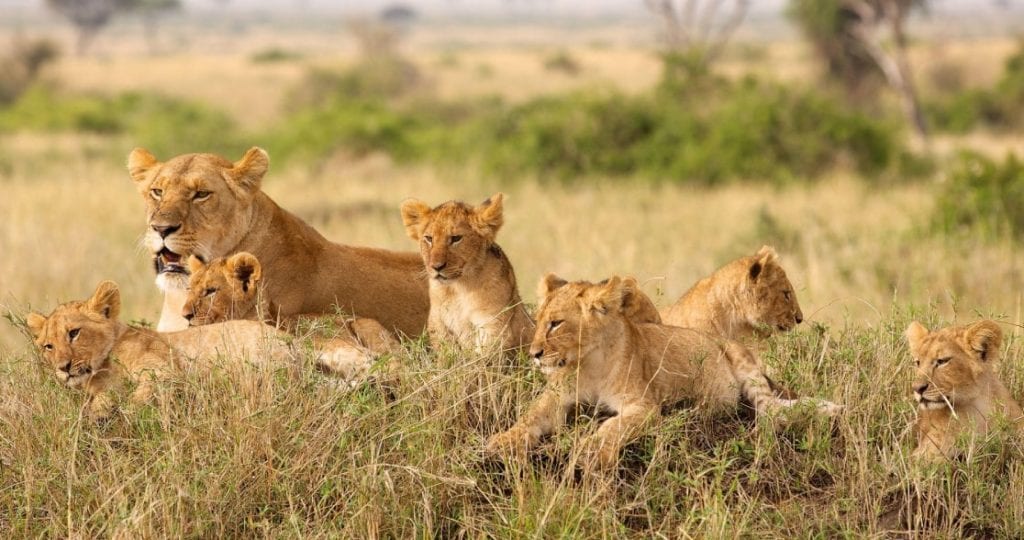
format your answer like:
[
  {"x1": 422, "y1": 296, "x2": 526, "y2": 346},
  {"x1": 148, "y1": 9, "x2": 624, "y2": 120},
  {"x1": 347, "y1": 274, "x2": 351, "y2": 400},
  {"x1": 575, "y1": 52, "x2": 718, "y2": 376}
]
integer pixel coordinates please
[{"x1": 20, "y1": 147, "x2": 1023, "y2": 473}]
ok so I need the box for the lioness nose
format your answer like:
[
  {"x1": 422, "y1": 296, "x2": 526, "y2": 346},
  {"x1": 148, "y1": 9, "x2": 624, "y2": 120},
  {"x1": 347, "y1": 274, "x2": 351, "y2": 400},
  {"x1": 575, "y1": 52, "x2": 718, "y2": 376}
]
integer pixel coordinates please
[
  {"x1": 60, "y1": 361, "x2": 71, "y2": 373},
  {"x1": 914, "y1": 383, "x2": 929, "y2": 395},
  {"x1": 795, "y1": 313, "x2": 803, "y2": 324},
  {"x1": 152, "y1": 224, "x2": 180, "y2": 238},
  {"x1": 182, "y1": 311, "x2": 194, "y2": 322},
  {"x1": 431, "y1": 261, "x2": 447, "y2": 271}
]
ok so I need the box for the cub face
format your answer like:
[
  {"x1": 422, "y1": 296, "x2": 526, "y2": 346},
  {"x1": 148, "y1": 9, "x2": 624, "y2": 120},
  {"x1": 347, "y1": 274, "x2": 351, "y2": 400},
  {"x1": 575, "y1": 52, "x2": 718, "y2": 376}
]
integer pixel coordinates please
[
  {"x1": 905, "y1": 320, "x2": 1001, "y2": 410},
  {"x1": 127, "y1": 147, "x2": 269, "y2": 291},
  {"x1": 400, "y1": 193, "x2": 504, "y2": 283},
  {"x1": 182, "y1": 253, "x2": 262, "y2": 325},
  {"x1": 528, "y1": 274, "x2": 641, "y2": 376},
  {"x1": 745, "y1": 246, "x2": 803, "y2": 333},
  {"x1": 25, "y1": 281, "x2": 122, "y2": 389}
]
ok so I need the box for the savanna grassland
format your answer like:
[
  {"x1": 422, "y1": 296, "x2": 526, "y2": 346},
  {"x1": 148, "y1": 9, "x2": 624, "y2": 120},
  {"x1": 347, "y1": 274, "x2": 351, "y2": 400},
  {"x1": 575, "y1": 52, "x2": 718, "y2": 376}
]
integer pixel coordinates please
[{"x1": 3, "y1": 14, "x2": 1024, "y2": 537}]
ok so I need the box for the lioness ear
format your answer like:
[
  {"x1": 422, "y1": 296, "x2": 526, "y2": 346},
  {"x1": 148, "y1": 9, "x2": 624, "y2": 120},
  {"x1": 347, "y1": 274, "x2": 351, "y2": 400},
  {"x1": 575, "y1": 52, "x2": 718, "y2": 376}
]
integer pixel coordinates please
[
  {"x1": 749, "y1": 246, "x2": 778, "y2": 282},
  {"x1": 965, "y1": 320, "x2": 1002, "y2": 363},
  {"x1": 620, "y1": 277, "x2": 661, "y2": 323},
  {"x1": 472, "y1": 193, "x2": 504, "y2": 240},
  {"x1": 230, "y1": 147, "x2": 269, "y2": 195},
  {"x1": 26, "y1": 312, "x2": 47, "y2": 339},
  {"x1": 127, "y1": 147, "x2": 159, "y2": 184},
  {"x1": 905, "y1": 321, "x2": 929, "y2": 359},
  {"x1": 87, "y1": 280, "x2": 121, "y2": 320},
  {"x1": 226, "y1": 252, "x2": 262, "y2": 294},
  {"x1": 187, "y1": 255, "x2": 207, "y2": 276},
  {"x1": 537, "y1": 273, "x2": 568, "y2": 301},
  {"x1": 400, "y1": 199, "x2": 433, "y2": 241}
]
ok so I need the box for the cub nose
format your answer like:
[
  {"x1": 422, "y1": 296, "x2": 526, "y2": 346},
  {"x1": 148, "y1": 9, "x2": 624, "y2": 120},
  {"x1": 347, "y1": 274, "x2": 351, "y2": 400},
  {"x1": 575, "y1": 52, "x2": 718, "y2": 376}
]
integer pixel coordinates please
[
  {"x1": 152, "y1": 224, "x2": 180, "y2": 238},
  {"x1": 795, "y1": 313, "x2": 803, "y2": 324},
  {"x1": 431, "y1": 261, "x2": 447, "y2": 272},
  {"x1": 530, "y1": 348, "x2": 543, "y2": 360},
  {"x1": 60, "y1": 360, "x2": 71, "y2": 373},
  {"x1": 914, "y1": 383, "x2": 930, "y2": 395},
  {"x1": 183, "y1": 311, "x2": 194, "y2": 322}
]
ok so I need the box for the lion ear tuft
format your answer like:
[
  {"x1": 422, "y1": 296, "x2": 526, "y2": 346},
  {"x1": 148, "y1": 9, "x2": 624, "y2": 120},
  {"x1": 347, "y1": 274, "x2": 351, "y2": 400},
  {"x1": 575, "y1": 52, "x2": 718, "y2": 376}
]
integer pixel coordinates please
[
  {"x1": 905, "y1": 321, "x2": 929, "y2": 359},
  {"x1": 472, "y1": 193, "x2": 504, "y2": 239},
  {"x1": 26, "y1": 312, "x2": 47, "y2": 339},
  {"x1": 127, "y1": 147, "x2": 159, "y2": 184},
  {"x1": 537, "y1": 273, "x2": 568, "y2": 301},
  {"x1": 400, "y1": 199, "x2": 433, "y2": 241},
  {"x1": 226, "y1": 252, "x2": 262, "y2": 294},
  {"x1": 965, "y1": 320, "x2": 1002, "y2": 363},
  {"x1": 230, "y1": 147, "x2": 269, "y2": 194},
  {"x1": 86, "y1": 280, "x2": 121, "y2": 320}
]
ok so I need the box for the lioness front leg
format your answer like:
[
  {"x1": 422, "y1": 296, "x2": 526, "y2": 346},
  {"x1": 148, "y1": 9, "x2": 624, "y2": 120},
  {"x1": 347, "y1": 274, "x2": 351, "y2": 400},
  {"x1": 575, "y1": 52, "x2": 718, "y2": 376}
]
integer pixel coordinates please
[
  {"x1": 485, "y1": 386, "x2": 570, "y2": 458},
  {"x1": 581, "y1": 400, "x2": 660, "y2": 470}
]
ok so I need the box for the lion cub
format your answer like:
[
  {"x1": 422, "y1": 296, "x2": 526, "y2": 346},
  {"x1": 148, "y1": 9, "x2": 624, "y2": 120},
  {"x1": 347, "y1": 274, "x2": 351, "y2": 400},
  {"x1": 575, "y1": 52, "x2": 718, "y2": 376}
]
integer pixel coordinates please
[
  {"x1": 661, "y1": 246, "x2": 803, "y2": 342},
  {"x1": 182, "y1": 252, "x2": 400, "y2": 358},
  {"x1": 485, "y1": 274, "x2": 841, "y2": 469},
  {"x1": 905, "y1": 320, "x2": 1024, "y2": 462},
  {"x1": 400, "y1": 193, "x2": 534, "y2": 355}
]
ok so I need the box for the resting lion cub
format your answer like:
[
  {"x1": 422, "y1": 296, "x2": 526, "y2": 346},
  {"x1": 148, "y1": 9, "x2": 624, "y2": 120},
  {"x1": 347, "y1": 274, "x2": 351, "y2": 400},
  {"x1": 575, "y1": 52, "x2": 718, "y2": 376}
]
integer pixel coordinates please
[
  {"x1": 400, "y1": 193, "x2": 534, "y2": 355},
  {"x1": 661, "y1": 246, "x2": 803, "y2": 342},
  {"x1": 181, "y1": 252, "x2": 400, "y2": 359},
  {"x1": 906, "y1": 320, "x2": 1024, "y2": 462},
  {"x1": 485, "y1": 274, "x2": 840, "y2": 469},
  {"x1": 26, "y1": 281, "x2": 369, "y2": 420}
]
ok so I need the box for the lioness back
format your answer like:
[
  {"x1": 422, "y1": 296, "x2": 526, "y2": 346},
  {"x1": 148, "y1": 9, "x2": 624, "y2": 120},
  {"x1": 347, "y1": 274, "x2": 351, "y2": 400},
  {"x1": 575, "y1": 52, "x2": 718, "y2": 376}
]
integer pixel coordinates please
[{"x1": 128, "y1": 147, "x2": 429, "y2": 336}]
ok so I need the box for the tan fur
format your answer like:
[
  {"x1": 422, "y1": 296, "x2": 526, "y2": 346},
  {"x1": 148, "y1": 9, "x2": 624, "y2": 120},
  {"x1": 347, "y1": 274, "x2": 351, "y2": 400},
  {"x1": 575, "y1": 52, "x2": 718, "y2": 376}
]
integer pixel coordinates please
[
  {"x1": 661, "y1": 246, "x2": 803, "y2": 342},
  {"x1": 128, "y1": 147, "x2": 429, "y2": 336},
  {"x1": 905, "y1": 320, "x2": 1024, "y2": 462},
  {"x1": 182, "y1": 252, "x2": 401, "y2": 358},
  {"x1": 26, "y1": 281, "x2": 373, "y2": 420},
  {"x1": 400, "y1": 193, "x2": 534, "y2": 356},
  {"x1": 485, "y1": 274, "x2": 840, "y2": 469}
]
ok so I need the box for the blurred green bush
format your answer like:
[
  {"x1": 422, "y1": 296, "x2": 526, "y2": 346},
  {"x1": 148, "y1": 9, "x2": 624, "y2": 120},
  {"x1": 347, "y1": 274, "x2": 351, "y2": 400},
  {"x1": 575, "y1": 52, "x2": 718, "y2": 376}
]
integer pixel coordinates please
[
  {"x1": 934, "y1": 151, "x2": 1024, "y2": 239},
  {"x1": 927, "y1": 42, "x2": 1024, "y2": 133}
]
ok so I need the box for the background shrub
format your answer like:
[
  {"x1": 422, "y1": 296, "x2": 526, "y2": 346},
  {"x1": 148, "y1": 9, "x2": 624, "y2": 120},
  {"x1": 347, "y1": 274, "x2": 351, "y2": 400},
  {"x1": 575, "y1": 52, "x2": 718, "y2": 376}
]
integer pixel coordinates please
[{"x1": 934, "y1": 151, "x2": 1024, "y2": 239}]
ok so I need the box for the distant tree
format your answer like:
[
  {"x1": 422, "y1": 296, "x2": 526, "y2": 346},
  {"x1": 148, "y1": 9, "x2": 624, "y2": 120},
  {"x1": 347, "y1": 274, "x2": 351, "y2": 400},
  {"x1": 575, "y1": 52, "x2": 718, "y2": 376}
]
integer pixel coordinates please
[
  {"x1": 46, "y1": 0, "x2": 180, "y2": 55},
  {"x1": 0, "y1": 37, "x2": 60, "y2": 104},
  {"x1": 644, "y1": 0, "x2": 750, "y2": 79},
  {"x1": 132, "y1": 0, "x2": 182, "y2": 54},
  {"x1": 788, "y1": 0, "x2": 930, "y2": 142}
]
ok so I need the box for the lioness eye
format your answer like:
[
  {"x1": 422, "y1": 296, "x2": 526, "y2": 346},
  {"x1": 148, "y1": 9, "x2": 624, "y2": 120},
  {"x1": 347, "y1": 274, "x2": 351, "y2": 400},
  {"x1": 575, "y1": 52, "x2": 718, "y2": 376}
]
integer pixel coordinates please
[
  {"x1": 194, "y1": 190, "x2": 212, "y2": 200},
  {"x1": 43, "y1": 343, "x2": 54, "y2": 351},
  {"x1": 935, "y1": 357, "x2": 951, "y2": 366},
  {"x1": 450, "y1": 235, "x2": 463, "y2": 244},
  {"x1": 548, "y1": 320, "x2": 564, "y2": 332},
  {"x1": 204, "y1": 287, "x2": 217, "y2": 297},
  {"x1": 150, "y1": 188, "x2": 163, "y2": 200},
  {"x1": 423, "y1": 235, "x2": 433, "y2": 245},
  {"x1": 68, "y1": 328, "x2": 80, "y2": 341}
]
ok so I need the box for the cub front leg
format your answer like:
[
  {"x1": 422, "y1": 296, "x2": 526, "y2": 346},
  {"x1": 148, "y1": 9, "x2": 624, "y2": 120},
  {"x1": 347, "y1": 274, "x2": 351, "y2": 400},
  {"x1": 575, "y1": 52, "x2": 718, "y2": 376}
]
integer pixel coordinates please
[
  {"x1": 485, "y1": 385, "x2": 571, "y2": 458},
  {"x1": 581, "y1": 400, "x2": 660, "y2": 470},
  {"x1": 87, "y1": 392, "x2": 117, "y2": 422}
]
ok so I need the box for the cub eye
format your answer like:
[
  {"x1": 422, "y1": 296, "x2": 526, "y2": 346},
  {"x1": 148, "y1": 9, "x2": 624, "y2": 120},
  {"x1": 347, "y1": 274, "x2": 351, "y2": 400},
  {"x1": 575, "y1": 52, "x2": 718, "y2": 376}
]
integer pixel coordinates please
[
  {"x1": 204, "y1": 287, "x2": 217, "y2": 297},
  {"x1": 547, "y1": 320, "x2": 564, "y2": 333},
  {"x1": 193, "y1": 190, "x2": 212, "y2": 200},
  {"x1": 450, "y1": 235, "x2": 463, "y2": 245},
  {"x1": 935, "y1": 357, "x2": 951, "y2": 367},
  {"x1": 150, "y1": 188, "x2": 163, "y2": 200},
  {"x1": 43, "y1": 343, "x2": 54, "y2": 351},
  {"x1": 68, "y1": 328, "x2": 80, "y2": 341},
  {"x1": 423, "y1": 235, "x2": 433, "y2": 246},
  {"x1": 782, "y1": 290, "x2": 791, "y2": 300}
]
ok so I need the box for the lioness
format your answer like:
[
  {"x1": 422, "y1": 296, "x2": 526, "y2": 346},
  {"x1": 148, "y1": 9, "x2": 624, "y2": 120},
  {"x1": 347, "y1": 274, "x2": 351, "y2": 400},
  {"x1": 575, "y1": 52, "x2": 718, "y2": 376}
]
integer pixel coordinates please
[
  {"x1": 128, "y1": 147, "x2": 429, "y2": 336},
  {"x1": 400, "y1": 193, "x2": 534, "y2": 355},
  {"x1": 182, "y1": 252, "x2": 401, "y2": 358},
  {"x1": 485, "y1": 274, "x2": 840, "y2": 469},
  {"x1": 906, "y1": 320, "x2": 1024, "y2": 462},
  {"x1": 661, "y1": 246, "x2": 803, "y2": 342},
  {"x1": 26, "y1": 281, "x2": 372, "y2": 420}
]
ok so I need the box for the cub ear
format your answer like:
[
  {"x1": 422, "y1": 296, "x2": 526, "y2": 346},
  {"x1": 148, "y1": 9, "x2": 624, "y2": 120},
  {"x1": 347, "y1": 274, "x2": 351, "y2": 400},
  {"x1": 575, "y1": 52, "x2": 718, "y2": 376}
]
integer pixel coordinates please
[
  {"x1": 400, "y1": 199, "x2": 433, "y2": 241},
  {"x1": 127, "y1": 147, "x2": 159, "y2": 184},
  {"x1": 965, "y1": 320, "x2": 1002, "y2": 363},
  {"x1": 230, "y1": 147, "x2": 269, "y2": 195},
  {"x1": 187, "y1": 255, "x2": 207, "y2": 276},
  {"x1": 620, "y1": 277, "x2": 661, "y2": 324},
  {"x1": 588, "y1": 276, "x2": 624, "y2": 316},
  {"x1": 26, "y1": 312, "x2": 47, "y2": 339},
  {"x1": 86, "y1": 280, "x2": 121, "y2": 320},
  {"x1": 749, "y1": 245, "x2": 779, "y2": 282},
  {"x1": 472, "y1": 193, "x2": 504, "y2": 240},
  {"x1": 226, "y1": 252, "x2": 262, "y2": 294},
  {"x1": 905, "y1": 321, "x2": 929, "y2": 359},
  {"x1": 537, "y1": 272, "x2": 568, "y2": 301}
]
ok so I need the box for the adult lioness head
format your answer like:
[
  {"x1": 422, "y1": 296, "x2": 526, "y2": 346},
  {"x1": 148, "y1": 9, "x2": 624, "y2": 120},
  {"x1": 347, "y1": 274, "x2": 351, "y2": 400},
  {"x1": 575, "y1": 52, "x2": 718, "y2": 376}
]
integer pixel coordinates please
[
  {"x1": 127, "y1": 147, "x2": 269, "y2": 292},
  {"x1": 182, "y1": 252, "x2": 263, "y2": 325},
  {"x1": 400, "y1": 193, "x2": 504, "y2": 283},
  {"x1": 26, "y1": 281, "x2": 122, "y2": 389},
  {"x1": 528, "y1": 274, "x2": 644, "y2": 375},
  {"x1": 906, "y1": 320, "x2": 1003, "y2": 410}
]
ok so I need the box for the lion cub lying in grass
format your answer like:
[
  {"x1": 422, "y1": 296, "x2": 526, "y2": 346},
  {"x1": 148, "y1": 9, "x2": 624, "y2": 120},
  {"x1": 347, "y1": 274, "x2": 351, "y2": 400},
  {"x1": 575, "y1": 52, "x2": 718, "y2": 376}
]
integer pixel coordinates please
[
  {"x1": 26, "y1": 281, "x2": 368, "y2": 420},
  {"x1": 486, "y1": 274, "x2": 841, "y2": 470},
  {"x1": 906, "y1": 320, "x2": 1024, "y2": 462},
  {"x1": 182, "y1": 252, "x2": 401, "y2": 370},
  {"x1": 401, "y1": 193, "x2": 534, "y2": 356},
  {"x1": 661, "y1": 246, "x2": 804, "y2": 342}
]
